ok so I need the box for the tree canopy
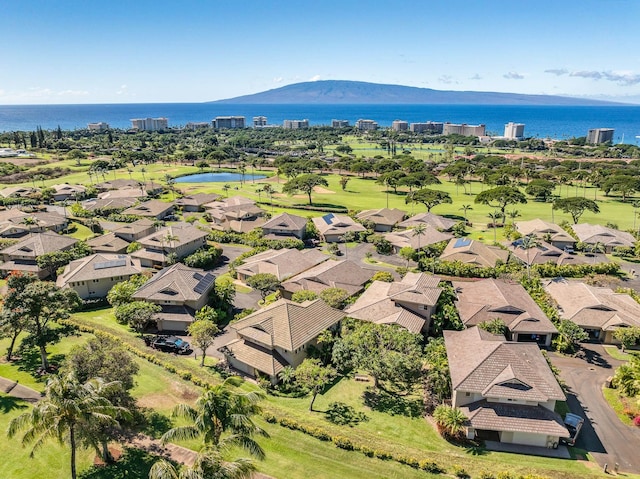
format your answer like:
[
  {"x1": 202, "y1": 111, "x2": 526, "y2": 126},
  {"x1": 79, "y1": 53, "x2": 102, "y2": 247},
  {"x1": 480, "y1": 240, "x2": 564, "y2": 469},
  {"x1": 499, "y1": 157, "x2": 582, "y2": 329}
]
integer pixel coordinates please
[
  {"x1": 552, "y1": 197, "x2": 600, "y2": 223},
  {"x1": 474, "y1": 186, "x2": 527, "y2": 220},
  {"x1": 282, "y1": 174, "x2": 329, "y2": 205},
  {"x1": 406, "y1": 188, "x2": 452, "y2": 212}
]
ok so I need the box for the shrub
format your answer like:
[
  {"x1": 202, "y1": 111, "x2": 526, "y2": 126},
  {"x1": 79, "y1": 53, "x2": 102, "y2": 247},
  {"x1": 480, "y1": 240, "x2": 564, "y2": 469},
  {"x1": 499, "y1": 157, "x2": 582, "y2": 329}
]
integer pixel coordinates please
[
  {"x1": 452, "y1": 465, "x2": 469, "y2": 478},
  {"x1": 262, "y1": 412, "x2": 277, "y2": 423},
  {"x1": 360, "y1": 446, "x2": 374, "y2": 457},
  {"x1": 497, "y1": 472, "x2": 518, "y2": 479},
  {"x1": 397, "y1": 456, "x2": 420, "y2": 468},
  {"x1": 634, "y1": 416, "x2": 640, "y2": 427},
  {"x1": 418, "y1": 460, "x2": 443, "y2": 473},
  {"x1": 325, "y1": 401, "x2": 368, "y2": 426},
  {"x1": 332, "y1": 436, "x2": 354, "y2": 450},
  {"x1": 478, "y1": 472, "x2": 496, "y2": 479},
  {"x1": 373, "y1": 450, "x2": 392, "y2": 460}
]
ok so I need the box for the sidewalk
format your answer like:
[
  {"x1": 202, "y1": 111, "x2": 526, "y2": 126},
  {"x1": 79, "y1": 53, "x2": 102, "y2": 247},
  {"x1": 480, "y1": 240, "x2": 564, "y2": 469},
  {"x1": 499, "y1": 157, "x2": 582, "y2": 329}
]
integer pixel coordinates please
[{"x1": 0, "y1": 376, "x2": 42, "y2": 402}]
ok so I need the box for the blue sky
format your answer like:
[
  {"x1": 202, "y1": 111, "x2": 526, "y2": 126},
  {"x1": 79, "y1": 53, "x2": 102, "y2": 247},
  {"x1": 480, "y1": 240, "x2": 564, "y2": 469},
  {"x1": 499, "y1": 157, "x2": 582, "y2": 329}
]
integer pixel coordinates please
[{"x1": 2, "y1": 0, "x2": 640, "y2": 104}]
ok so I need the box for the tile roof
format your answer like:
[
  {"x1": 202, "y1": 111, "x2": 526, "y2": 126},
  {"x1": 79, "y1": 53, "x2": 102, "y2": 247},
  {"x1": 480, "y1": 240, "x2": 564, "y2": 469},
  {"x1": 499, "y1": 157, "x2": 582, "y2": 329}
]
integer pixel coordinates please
[
  {"x1": 312, "y1": 214, "x2": 367, "y2": 236},
  {"x1": 230, "y1": 298, "x2": 345, "y2": 352},
  {"x1": 460, "y1": 400, "x2": 568, "y2": 437},
  {"x1": 383, "y1": 226, "x2": 452, "y2": 250},
  {"x1": 1, "y1": 232, "x2": 77, "y2": 257},
  {"x1": 452, "y1": 279, "x2": 557, "y2": 335},
  {"x1": 133, "y1": 263, "x2": 215, "y2": 303},
  {"x1": 98, "y1": 188, "x2": 147, "y2": 200},
  {"x1": 122, "y1": 199, "x2": 175, "y2": 217},
  {"x1": 86, "y1": 232, "x2": 130, "y2": 253},
  {"x1": 236, "y1": 248, "x2": 328, "y2": 281},
  {"x1": 113, "y1": 218, "x2": 156, "y2": 236},
  {"x1": 175, "y1": 193, "x2": 221, "y2": 208},
  {"x1": 57, "y1": 253, "x2": 143, "y2": 285},
  {"x1": 138, "y1": 223, "x2": 208, "y2": 250},
  {"x1": 440, "y1": 238, "x2": 510, "y2": 267},
  {"x1": 545, "y1": 279, "x2": 640, "y2": 330},
  {"x1": 261, "y1": 212, "x2": 308, "y2": 231},
  {"x1": 507, "y1": 240, "x2": 585, "y2": 266},
  {"x1": 84, "y1": 197, "x2": 137, "y2": 211},
  {"x1": 281, "y1": 259, "x2": 374, "y2": 296},
  {"x1": 572, "y1": 223, "x2": 635, "y2": 248},
  {"x1": 398, "y1": 212, "x2": 457, "y2": 231},
  {"x1": 223, "y1": 339, "x2": 289, "y2": 376},
  {"x1": 444, "y1": 327, "x2": 565, "y2": 402},
  {"x1": 515, "y1": 219, "x2": 576, "y2": 244},
  {"x1": 356, "y1": 208, "x2": 406, "y2": 227}
]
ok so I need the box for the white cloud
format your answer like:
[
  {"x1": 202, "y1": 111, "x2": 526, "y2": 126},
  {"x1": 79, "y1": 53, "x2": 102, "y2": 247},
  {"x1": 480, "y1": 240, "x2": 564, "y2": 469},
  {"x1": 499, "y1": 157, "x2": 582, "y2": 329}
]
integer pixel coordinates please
[
  {"x1": 116, "y1": 84, "x2": 128, "y2": 95},
  {"x1": 309, "y1": 74, "x2": 321, "y2": 81},
  {"x1": 273, "y1": 77, "x2": 284, "y2": 83},
  {"x1": 438, "y1": 75, "x2": 457, "y2": 85},
  {"x1": 57, "y1": 90, "x2": 89, "y2": 97},
  {"x1": 544, "y1": 68, "x2": 568, "y2": 76},
  {"x1": 568, "y1": 70, "x2": 640, "y2": 85},
  {"x1": 469, "y1": 74, "x2": 482, "y2": 80},
  {"x1": 503, "y1": 71, "x2": 525, "y2": 80}
]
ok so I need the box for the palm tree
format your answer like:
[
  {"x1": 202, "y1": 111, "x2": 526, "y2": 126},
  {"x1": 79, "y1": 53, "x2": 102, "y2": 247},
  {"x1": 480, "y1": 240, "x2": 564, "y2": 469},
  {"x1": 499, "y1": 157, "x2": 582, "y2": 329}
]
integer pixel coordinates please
[
  {"x1": 8, "y1": 373, "x2": 123, "y2": 479},
  {"x1": 433, "y1": 404, "x2": 467, "y2": 440},
  {"x1": 506, "y1": 209, "x2": 521, "y2": 224},
  {"x1": 487, "y1": 211, "x2": 501, "y2": 243},
  {"x1": 140, "y1": 167, "x2": 147, "y2": 183},
  {"x1": 520, "y1": 234, "x2": 539, "y2": 279},
  {"x1": 222, "y1": 184, "x2": 231, "y2": 198},
  {"x1": 459, "y1": 204, "x2": 473, "y2": 224},
  {"x1": 161, "y1": 377, "x2": 268, "y2": 459},
  {"x1": 149, "y1": 447, "x2": 256, "y2": 479},
  {"x1": 278, "y1": 365, "x2": 296, "y2": 387},
  {"x1": 412, "y1": 223, "x2": 427, "y2": 252}
]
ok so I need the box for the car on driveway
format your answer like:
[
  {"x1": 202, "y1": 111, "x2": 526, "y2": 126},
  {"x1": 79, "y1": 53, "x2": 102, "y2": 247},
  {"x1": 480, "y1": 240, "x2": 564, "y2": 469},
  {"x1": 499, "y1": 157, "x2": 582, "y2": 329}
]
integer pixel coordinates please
[{"x1": 148, "y1": 335, "x2": 192, "y2": 354}]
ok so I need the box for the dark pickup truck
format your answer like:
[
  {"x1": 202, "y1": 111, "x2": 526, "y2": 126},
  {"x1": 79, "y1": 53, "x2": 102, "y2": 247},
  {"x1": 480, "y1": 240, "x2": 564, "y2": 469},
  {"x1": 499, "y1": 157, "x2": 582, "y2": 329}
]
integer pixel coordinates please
[{"x1": 146, "y1": 335, "x2": 192, "y2": 354}]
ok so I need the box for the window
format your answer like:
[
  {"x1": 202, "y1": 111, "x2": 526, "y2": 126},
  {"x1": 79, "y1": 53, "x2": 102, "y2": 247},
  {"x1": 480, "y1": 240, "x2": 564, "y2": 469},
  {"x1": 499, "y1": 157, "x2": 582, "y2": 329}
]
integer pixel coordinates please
[{"x1": 465, "y1": 392, "x2": 471, "y2": 397}]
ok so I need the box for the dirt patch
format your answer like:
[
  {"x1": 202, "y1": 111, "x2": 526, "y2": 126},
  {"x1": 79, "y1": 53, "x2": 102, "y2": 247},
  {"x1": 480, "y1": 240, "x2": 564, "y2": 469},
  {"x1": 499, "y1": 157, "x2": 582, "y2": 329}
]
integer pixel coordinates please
[
  {"x1": 313, "y1": 186, "x2": 334, "y2": 194},
  {"x1": 137, "y1": 381, "x2": 199, "y2": 409}
]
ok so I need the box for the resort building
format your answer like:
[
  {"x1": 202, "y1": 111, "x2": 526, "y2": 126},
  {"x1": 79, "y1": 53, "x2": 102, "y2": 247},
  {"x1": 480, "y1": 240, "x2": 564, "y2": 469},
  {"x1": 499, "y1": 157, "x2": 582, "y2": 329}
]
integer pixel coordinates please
[
  {"x1": 130, "y1": 118, "x2": 169, "y2": 131},
  {"x1": 331, "y1": 119, "x2": 349, "y2": 128},
  {"x1": 587, "y1": 128, "x2": 614, "y2": 144},
  {"x1": 504, "y1": 122, "x2": 525, "y2": 140},
  {"x1": 283, "y1": 119, "x2": 309, "y2": 129},
  {"x1": 213, "y1": 116, "x2": 245, "y2": 129},
  {"x1": 87, "y1": 122, "x2": 109, "y2": 131},
  {"x1": 253, "y1": 116, "x2": 268, "y2": 128},
  {"x1": 355, "y1": 119, "x2": 378, "y2": 131},
  {"x1": 410, "y1": 122, "x2": 443, "y2": 134},
  {"x1": 442, "y1": 123, "x2": 486, "y2": 137},
  {"x1": 391, "y1": 120, "x2": 409, "y2": 131}
]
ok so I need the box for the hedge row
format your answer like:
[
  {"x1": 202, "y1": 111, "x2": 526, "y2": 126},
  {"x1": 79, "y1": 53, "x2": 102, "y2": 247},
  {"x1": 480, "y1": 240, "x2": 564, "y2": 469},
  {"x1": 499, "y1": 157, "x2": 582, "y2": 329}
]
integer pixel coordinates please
[{"x1": 262, "y1": 412, "x2": 445, "y2": 474}]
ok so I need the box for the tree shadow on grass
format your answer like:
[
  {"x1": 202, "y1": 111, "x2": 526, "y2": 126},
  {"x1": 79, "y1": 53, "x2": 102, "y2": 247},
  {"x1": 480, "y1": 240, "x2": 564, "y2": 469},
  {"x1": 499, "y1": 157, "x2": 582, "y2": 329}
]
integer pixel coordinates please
[
  {"x1": 135, "y1": 408, "x2": 173, "y2": 439},
  {"x1": 0, "y1": 395, "x2": 28, "y2": 414},
  {"x1": 78, "y1": 448, "x2": 157, "y2": 479},
  {"x1": 15, "y1": 347, "x2": 66, "y2": 380},
  {"x1": 362, "y1": 389, "x2": 423, "y2": 417}
]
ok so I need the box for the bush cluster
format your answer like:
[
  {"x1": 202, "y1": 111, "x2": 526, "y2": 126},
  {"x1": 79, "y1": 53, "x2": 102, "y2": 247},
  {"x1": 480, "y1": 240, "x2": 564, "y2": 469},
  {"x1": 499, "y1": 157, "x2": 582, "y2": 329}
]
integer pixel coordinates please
[{"x1": 207, "y1": 229, "x2": 304, "y2": 250}]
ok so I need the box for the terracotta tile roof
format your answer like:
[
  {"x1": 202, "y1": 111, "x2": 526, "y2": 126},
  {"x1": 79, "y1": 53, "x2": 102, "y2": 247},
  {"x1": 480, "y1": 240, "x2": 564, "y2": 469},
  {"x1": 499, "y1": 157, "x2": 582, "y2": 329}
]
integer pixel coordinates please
[
  {"x1": 444, "y1": 327, "x2": 564, "y2": 402},
  {"x1": 452, "y1": 279, "x2": 557, "y2": 335},
  {"x1": 57, "y1": 253, "x2": 143, "y2": 286},
  {"x1": 356, "y1": 208, "x2": 406, "y2": 227},
  {"x1": 440, "y1": 238, "x2": 509, "y2": 267},
  {"x1": 460, "y1": 400, "x2": 568, "y2": 437},
  {"x1": 231, "y1": 298, "x2": 344, "y2": 352},
  {"x1": 236, "y1": 248, "x2": 328, "y2": 281},
  {"x1": 545, "y1": 279, "x2": 640, "y2": 330},
  {"x1": 398, "y1": 212, "x2": 457, "y2": 231},
  {"x1": 133, "y1": 263, "x2": 214, "y2": 303},
  {"x1": 383, "y1": 226, "x2": 452, "y2": 250}
]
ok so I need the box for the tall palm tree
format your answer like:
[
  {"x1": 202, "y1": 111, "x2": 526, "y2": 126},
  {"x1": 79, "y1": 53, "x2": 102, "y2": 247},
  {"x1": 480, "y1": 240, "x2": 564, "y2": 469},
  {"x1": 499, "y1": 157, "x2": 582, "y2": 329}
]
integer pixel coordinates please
[
  {"x1": 149, "y1": 447, "x2": 256, "y2": 479},
  {"x1": 161, "y1": 377, "x2": 268, "y2": 459},
  {"x1": 487, "y1": 211, "x2": 501, "y2": 244},
  {"x1": 459, "y1": 204, "x2": 473, "y2": 224},
  {"x1": 506, "y1": 209, "x2": 521, "y2": 224},
  {"x1": 412, "y1": 223, "x2": 427, "y2": 252},
  {"x1": 222, "y1": 184, "x2": 231, "y2": 198},
  {"x1": 8, "y1": 373, "x2": 123, "y2": 479},
  {"x1": 520, "y1": 234, "x2": 539, "y2": 279}
]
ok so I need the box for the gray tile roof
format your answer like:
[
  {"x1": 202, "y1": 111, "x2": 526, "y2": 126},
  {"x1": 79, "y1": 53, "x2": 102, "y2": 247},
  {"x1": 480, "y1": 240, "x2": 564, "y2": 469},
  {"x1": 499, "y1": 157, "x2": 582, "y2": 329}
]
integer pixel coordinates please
[
  {"x1": 444, "y1": 327, "x2": 565, "y2": 402},
  {"x1": 281, "y1": 259, "x2": 374, "y2": 296},
  {"x1": 133, "y1": 263, "x2": 214, "y2": 303},
  {"x1": 86, "y1": 232, "x2": 130, "y2": 254},
  {"x1": 545, "y1": 279, "x2": 640, "y2": 330},
  {"x1": 383, "y1": 226, "x2": 452, "y2": 250},
  {"x1": 230, "y1": 298, "x2": 345, "y2": 352},
  {"x1": 312, "y1": 214, "x2": 367, "y2": 237},
  {"x1": 356, "y1": 208, "x2": 407, "y2": 227},
  {"x1": 175, "y1": 193, "x2": 221, "y2": 208},
  {"x1": 57, "y1": 253, "x2": 143, "y2": 285},
  {"x1": 84, "y1": 197, "x2": 137, "y2": 211},
  {"x1": 572, "y1": 223, "x2": 635, "y2": 248},
  {"x1": 138, "y1": 223, "x2": 208, "y2": 250},
  {"x1": 223, "y1": 338, "x2": 289, "y2": 377},
  {"x1": 236, "y1": 248, "x2": 328, "y2": 281},
  {"x1": 515, "y1": 219, "x2": 576, "y2": 245},
  {"x1": 452, "y1": 279, "x2": 557, "y2": 335},
  {"x1": 122, "y1": 199, "x2": 175, "y2": 218},
  {"x1": 398, "y1": 212, "x2": 457, "y2": 231},
  {"x1": 261, "y1": 212, "x2": 308, "y2": 231},
  {"x1": 1, "y1": 232, "x2": 77, "y2": 258},
  {"x1": 440, "y1": 238, "x2": 510, "y2": 267}
]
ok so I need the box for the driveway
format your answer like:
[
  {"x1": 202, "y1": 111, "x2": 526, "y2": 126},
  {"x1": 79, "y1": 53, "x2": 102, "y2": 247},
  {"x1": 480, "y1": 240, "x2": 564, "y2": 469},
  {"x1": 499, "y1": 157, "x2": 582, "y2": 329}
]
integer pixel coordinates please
[{"x1": 549, "y1": 343, "x2": 640, "y2": 473}]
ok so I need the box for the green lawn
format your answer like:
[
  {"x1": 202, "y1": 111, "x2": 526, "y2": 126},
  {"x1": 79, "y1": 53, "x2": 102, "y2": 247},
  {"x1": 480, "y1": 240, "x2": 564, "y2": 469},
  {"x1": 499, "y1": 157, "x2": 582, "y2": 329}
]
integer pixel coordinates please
[{"x1": 601, "y1": 387, "x2": 635, "y2": 426}]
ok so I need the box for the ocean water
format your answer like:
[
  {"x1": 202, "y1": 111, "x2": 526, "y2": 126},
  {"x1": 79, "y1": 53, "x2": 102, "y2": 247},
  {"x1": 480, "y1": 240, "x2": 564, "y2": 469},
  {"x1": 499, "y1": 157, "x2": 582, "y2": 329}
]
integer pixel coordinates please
[{"x1": 1, "y1": 103, "x2": 639, "y2": 143}]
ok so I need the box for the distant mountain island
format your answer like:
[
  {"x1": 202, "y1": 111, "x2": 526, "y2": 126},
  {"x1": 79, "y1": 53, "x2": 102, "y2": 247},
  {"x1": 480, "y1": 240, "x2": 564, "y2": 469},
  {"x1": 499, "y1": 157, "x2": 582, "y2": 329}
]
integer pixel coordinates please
[{"x1": 210, "y1": 80, "x2": 623, "y2": 106}]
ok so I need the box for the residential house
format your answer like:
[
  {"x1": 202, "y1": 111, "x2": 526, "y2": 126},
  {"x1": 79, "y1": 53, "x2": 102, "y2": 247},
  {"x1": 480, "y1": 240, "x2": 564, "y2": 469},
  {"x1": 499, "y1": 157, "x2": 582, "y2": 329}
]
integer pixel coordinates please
[
  {"x1": 280, "y1": 259, "x2": 374, "y2": 299},
  {"x1": 398, "y1": 212, "x2": 457, "y2": 231},
  {"x1": 132, "y1": 263, "x2": 215, "y2": 331},
  {"x1": 83, "y1": 197, "x2": 137, "y2": 213},
  {"x1": 0, "y1": 232, "x2": 78, "y2": 279},
  {"x1": 445, "y1": 327, "x2": 567, "y2": 448},
  {"x1": 235, "y1": 248, "x2": 328, "y2": 282},
  {"x1": 440, "y1": 238, "x2": 509, "y2": 267},
  {"x1": 56, "y1": 253, "x2": 143, "y2": 299},
  {"x1": 51, "y1": 184, "x2": 86, "y2": 201},
  {"x1": 452, "y1": 278, "x2": 557, "y2": 346},
  {"x1": 98, "y1": 188, "x2": 147, "y2": 200},
  {"x1": 86, "y1": 232, "x2": 130, "y2": 254},
  {"x1": 545, "y1": 279, "x2": 640, "y2": 343},
  {"x1": 95, "y1": 179, "x2": 143, "y2": 192},
  {"x1": 507, "y1": 239, "x2": 590, "y2": 267},
  {"x1": 220, "y1": 298, "x2": 345, "y2": 384},
  {"x1": 205, "y1": 196, "x2": 267, "y2": 233},
  {"x1": 515, "y1": 219, "x2": 577, "y2": 251},
  {"x1": 112, "y1": 218, "x2": 156, "y2": 242},
  {"x1": 261, "y1": 213, "x2": 308, "y2": 239},
  {"x1": 312, "y1": 213, "x2": 367, "y2": 243},
  {"x1": 0, "y1": 186, "x2": 39, "y2": 198},
  {"x1": 571, "y1": 223, "x2": 635, "y2": 253},
  {"x1": 356, "y1": 208, "x2": 407, "y2": 232},
  {"x1": 0, "y1": 211, "x2": 68, "y2": 238},
  {"x1": 175, "y1": 193, "x2": 221, "y2": 212},
  {"x1": 383, "y1": 226, "x2": 452, "y2": 253},
  {"x1": 131, "y1": 223, "x2": 208, "y2": 268},
  {"x1": 122, "y1": 199, "x2": 175, "y2": 220},
  {"x1": 345, "y1": 272, "x2": 442, "y2": 334}
]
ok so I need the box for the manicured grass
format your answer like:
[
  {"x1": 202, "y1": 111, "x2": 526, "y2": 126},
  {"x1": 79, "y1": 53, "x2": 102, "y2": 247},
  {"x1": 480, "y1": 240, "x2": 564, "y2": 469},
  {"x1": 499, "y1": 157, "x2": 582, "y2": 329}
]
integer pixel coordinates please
[
  {"x1": 603, "y1": 345, "x2": 634, "y2": 361},
  {"x1": 66, "y1": 221, "x2": 96, "y2": 240},
  {"x1": 602, "y1": 387, "x2": 636, "y2": 426}
]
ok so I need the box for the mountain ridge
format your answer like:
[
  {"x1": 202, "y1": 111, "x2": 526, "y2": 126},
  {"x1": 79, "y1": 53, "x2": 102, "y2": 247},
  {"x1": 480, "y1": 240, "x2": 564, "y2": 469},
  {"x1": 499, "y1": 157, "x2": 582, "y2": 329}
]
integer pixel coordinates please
[{"x1": 209, "y1": 80, "x2": 625, "y2": 106}]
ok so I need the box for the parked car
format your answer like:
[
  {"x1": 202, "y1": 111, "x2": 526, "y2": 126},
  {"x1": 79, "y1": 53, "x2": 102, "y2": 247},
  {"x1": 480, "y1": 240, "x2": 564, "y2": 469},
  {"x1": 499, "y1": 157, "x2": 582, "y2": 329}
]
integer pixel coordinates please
[
  {"x1": 561, "y1": 412, "x2": 584, "y2": 446},
  {"x1": 150, "y1": 335, "x2": 191, "y2": 354}
]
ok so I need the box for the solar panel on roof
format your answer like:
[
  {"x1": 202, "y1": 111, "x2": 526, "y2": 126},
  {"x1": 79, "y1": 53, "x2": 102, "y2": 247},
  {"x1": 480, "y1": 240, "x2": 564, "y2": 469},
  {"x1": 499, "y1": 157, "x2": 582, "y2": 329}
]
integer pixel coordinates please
[
  {"x1": 94, "y1": 259, "x2": 127, "y2": 270},
  {"x1": 193, "y1": 273, "x2": 204, "y2": 281},
  {"x1": 321, "y1": 213, "x2": 335, "y2": 225},
  {"x1": 194, "y1": 273, "x2": 215, "y2": 294},
  {"x1": 453, "y1": 238, "x2": 472, "y2": 249}
]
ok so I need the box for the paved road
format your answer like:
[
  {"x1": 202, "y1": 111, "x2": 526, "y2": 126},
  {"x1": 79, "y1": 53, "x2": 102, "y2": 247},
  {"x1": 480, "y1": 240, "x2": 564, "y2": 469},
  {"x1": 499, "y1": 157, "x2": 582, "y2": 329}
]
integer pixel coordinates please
[{"x1": 549, "y1": 343, "x2": 640, "y2": 473}]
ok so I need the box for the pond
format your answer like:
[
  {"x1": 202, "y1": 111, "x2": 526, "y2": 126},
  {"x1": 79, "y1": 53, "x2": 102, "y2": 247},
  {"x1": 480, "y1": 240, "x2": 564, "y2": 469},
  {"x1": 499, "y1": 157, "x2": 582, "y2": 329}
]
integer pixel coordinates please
[{"x1": 174, "y1": 172, "x2": 267, "y2": 183}]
